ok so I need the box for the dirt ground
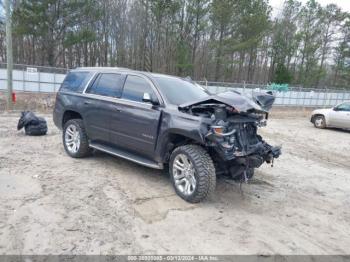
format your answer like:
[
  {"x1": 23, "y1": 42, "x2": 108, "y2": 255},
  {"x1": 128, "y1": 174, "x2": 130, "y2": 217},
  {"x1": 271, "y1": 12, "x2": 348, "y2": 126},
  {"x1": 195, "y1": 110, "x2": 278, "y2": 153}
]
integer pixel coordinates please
[{"x1": 0, "y1": 112, "x2": 349, "y2": 255}]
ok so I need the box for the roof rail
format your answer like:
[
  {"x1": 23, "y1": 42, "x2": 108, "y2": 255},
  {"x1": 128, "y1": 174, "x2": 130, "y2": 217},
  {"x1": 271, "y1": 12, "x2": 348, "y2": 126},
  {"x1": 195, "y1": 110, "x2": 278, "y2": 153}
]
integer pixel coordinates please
[{"x1": 74, "y1": 67, "x2": 131, "y2": 70}]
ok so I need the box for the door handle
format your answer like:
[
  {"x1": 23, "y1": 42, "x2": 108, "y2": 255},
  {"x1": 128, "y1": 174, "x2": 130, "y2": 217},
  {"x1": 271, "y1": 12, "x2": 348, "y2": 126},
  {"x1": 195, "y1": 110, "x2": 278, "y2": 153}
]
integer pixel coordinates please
[{"x1": 84, "y1": 101, "x2": 91, "y2": 105}]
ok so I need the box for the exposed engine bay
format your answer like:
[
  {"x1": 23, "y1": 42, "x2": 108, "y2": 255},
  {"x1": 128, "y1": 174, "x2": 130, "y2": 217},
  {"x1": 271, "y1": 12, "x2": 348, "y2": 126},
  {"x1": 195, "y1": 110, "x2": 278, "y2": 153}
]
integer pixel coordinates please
[{"x1": 179, "y1": 91, "x2": 282, "y2": 180}]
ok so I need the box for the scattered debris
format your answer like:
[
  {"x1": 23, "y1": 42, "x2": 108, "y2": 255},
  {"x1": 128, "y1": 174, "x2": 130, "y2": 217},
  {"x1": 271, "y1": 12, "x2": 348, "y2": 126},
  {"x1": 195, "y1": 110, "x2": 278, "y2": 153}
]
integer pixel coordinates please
[{"x1": 17, "y1": 111, "x2": 48, "y2": 136}]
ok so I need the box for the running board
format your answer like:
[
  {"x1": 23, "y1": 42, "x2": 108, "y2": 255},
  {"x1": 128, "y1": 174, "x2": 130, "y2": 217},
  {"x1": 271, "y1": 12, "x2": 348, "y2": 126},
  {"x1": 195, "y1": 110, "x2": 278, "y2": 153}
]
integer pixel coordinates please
[{"x1": 89, "y1": 142, "x2": 163, "y2": 169}]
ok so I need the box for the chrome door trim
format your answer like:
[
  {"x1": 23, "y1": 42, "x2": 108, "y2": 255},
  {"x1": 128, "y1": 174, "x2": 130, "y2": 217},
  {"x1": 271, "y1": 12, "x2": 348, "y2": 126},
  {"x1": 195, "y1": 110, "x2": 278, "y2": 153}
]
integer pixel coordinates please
[{"x1": 79, "y1": 70, "x2": 164, "y2": 109}]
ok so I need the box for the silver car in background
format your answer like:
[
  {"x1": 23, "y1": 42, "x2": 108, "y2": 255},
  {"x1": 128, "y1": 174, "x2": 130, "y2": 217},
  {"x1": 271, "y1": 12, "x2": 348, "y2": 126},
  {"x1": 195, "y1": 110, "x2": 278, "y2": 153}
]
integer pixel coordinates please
[{"x1": 311, "y1": 101, "x2": 350, "y2": 129}]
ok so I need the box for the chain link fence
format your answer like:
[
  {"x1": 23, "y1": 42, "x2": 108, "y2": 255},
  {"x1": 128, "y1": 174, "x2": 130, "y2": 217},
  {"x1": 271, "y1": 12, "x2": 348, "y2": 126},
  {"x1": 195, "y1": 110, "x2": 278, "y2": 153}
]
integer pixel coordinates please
[
  {"x1": 1, "y1": 64, "x2": 349, "y2": 108},
  {"x1": 198, "y1": 81, "x2": 350, "y2": 108},
  {"x1": 0, "y1": 63, "x2": 67, "y2": 93}
]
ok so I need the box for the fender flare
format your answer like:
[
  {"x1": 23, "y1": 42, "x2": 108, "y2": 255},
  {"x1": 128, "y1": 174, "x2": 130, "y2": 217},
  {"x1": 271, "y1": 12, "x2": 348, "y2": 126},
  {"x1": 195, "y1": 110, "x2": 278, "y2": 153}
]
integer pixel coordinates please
[{"x1": 156, "y1": 129, "x2": 206, "y2": 163}]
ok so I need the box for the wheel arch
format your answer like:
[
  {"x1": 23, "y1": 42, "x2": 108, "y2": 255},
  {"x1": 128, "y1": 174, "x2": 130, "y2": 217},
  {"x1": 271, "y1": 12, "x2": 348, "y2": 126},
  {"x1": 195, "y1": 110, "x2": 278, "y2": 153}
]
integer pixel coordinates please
[
  {"x1": 312, "y1": 113, "x2": 328, "y2": 128},
  {"x1": 62, "y1": 110, "x2": 83, "y2": 127},
  {"x1": 311, "y1": 113, "x2": 325, "y2": 122},
  {"x1": 157, "y1": 131, "x2": 205, "y2": 163}
]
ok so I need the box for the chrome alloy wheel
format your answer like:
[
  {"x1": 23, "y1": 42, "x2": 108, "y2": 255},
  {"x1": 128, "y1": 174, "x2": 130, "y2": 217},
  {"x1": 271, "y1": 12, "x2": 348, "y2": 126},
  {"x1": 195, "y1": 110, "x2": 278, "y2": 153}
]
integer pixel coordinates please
[
  {"x1": 172, "y1": 154, "x2": 197, "y2": 196},
  {"x1": 65, "y1": 124, "x2": 81, "y2": 154}
]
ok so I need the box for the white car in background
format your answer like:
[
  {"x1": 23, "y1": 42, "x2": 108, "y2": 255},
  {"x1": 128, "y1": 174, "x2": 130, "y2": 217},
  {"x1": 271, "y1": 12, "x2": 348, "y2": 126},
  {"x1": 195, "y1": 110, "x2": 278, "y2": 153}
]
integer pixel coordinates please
[{"x1": 311, "y1": 101, "x2": 350, "y2": 129}]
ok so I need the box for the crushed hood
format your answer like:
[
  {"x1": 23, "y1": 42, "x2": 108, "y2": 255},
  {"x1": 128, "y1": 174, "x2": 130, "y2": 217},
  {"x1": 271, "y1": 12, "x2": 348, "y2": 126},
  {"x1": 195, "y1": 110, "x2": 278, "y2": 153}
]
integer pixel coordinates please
[{"x1": 179, "y1": 91, "x2": 275, "y2": 113}]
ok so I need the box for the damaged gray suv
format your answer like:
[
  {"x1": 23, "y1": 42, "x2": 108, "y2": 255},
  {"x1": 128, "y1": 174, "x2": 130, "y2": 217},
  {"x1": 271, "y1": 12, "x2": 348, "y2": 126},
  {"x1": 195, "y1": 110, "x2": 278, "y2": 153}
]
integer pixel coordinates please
[{"x1": 53, "y1": 68, "x2": 281, "y2": 203}]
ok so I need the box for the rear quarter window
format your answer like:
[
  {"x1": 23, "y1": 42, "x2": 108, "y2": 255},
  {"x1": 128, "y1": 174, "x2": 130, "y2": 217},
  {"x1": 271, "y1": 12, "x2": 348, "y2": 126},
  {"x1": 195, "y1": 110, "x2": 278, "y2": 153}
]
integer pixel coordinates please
[{"x1": 60, "y1": 71, "x2": 93, "y2": 93}]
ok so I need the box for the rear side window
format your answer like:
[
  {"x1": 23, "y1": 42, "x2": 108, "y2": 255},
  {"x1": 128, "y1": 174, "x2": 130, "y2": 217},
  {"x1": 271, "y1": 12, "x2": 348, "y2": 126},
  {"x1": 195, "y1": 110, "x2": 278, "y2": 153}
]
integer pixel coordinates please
[
  {"x1": 60, "y1": 72, "x2": 92, "y2": 93},
  {"x1": 122, "y1": 75, "x2": 155, "y2": 102},
  {"x1": 87, "y1": 73, "x2": 125, "y2": 98}
]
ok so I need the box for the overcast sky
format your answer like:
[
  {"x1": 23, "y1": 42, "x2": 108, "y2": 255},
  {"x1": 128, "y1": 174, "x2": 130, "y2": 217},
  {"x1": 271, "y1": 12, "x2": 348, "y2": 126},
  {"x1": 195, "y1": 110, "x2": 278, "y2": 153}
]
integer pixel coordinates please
[{"x1": 270, "y1": 0, "x2": 350, "y2": 17}]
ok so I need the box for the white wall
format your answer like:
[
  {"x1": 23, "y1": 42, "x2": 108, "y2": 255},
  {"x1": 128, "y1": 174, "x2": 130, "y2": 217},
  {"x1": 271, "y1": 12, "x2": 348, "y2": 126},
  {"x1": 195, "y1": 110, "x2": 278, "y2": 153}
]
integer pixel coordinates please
[
  {"x1": 0, "y1": 68, "x2": 66, "y2": 93},
  {"x1": 1, "y1": 68, "x2": 349, "y2": 107}
]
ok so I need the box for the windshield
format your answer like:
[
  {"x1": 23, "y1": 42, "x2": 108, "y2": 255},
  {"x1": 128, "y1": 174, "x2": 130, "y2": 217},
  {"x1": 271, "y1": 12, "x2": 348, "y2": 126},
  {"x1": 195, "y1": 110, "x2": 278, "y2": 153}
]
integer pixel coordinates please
[{"x1": 154, "y1": 77, "x2": 209, "y2": 105}]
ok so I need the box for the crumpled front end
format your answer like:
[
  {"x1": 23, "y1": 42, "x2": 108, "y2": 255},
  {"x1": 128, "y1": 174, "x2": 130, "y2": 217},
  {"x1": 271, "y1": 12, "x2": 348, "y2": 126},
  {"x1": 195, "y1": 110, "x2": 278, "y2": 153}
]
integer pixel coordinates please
[
  {"x1": 205, "y1": 113, "x2": 281, "y2": 168},
  {"x1": 179, "y1": 91, "x2": 281, "y2": 179}
]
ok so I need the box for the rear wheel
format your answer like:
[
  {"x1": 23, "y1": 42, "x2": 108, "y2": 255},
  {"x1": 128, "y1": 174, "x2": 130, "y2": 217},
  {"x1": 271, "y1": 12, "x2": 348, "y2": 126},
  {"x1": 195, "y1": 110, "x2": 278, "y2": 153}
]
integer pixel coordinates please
[
  {"x1": 63, "y1": 119, "x2": 92, "y2": 158},
  {"x1": 313, "y1": 115, "x2": 326, "y2": 129},
  {"x1": 169, "y1": 145, "x2": 216, "y2": 203}
]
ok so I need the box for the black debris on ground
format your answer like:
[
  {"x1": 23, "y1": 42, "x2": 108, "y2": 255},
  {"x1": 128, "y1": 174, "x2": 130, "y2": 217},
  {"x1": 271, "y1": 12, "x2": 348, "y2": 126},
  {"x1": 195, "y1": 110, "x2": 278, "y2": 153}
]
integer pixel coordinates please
[{"x1": 17, "y1": 111, "x2": 48, "y2": 136}]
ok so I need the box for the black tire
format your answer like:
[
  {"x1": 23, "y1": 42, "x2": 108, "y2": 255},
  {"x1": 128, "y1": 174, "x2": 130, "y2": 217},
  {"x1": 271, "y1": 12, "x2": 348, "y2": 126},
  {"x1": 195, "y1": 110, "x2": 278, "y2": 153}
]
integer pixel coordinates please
[
  {"x1": 233, "y1": 168, "x2": 254, "y2": 182},
  {"x1": 313, "y1": 115, "x2": 326, "y2": 129},
  {"x1": 63, "y1": 119, "x2": 92, "y2": 158},
  {"x1": 169, "y1": 144, "x2": 216, "y2": 203}
]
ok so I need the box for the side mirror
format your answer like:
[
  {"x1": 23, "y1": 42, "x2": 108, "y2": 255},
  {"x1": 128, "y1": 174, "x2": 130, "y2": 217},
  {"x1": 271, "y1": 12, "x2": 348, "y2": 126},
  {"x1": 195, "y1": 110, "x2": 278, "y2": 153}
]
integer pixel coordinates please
[
  {"x1": 333, "y1": 107, "x2": 339, "y2": 111},
  {"x1": 142, "y1": 92, "x2": 159, "y2": 106},
  {"x1": 142, "y1": 92, "x2": 152, "y2": 103}
]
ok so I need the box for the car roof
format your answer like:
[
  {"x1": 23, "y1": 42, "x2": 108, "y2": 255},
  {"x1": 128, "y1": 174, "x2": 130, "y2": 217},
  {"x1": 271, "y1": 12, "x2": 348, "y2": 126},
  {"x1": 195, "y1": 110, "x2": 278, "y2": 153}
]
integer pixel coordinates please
[
  {"x1": 72, "y1": 67, "x2": 186, "y2": 81},
  {"x1": 74, "y1": 67, "x2": 131, "y2": 71}
]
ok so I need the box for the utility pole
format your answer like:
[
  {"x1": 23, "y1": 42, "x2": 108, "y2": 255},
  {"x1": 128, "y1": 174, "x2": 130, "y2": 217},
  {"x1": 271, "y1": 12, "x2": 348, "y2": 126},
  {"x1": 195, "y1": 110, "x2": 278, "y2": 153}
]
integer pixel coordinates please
[{"x1": 5, "y1": 0, "x2": 13, "y2": 111}]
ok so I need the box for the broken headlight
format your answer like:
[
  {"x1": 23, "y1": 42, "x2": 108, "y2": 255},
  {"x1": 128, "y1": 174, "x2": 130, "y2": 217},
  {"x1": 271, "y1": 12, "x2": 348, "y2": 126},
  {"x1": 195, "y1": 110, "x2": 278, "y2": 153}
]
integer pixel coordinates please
[{"x1": 211, "y1": 125, "x2": 236, "y2": 137}]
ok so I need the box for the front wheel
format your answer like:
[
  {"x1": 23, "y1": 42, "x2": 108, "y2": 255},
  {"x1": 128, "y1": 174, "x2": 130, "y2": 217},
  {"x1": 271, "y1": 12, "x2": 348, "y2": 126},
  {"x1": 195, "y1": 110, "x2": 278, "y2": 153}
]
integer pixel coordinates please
[
  {"x1": 169, "y1": 145, "x2": 216, "y2": 203},
  {"x1": 313, "y1": 115, "x2": 326, "y2": 129}
]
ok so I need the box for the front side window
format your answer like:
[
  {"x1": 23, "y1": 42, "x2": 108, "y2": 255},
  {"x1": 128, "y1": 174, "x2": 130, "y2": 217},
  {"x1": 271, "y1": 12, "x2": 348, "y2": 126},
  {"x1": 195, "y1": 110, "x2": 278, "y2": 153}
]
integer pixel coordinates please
[
  {"x1": 87, "y1": 73, "x2": 124, "y2": 97},
  {"x1": 122, "y1": 75, "x2": 156, "y2": 103},
  {"x1": 335, "y1": 102, "x2": 350, "y2": 112}
]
